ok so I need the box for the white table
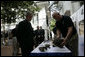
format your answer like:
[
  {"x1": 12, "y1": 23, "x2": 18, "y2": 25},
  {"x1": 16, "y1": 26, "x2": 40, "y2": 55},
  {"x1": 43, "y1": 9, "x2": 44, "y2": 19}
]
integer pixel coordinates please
[{"x1": 30, "y1": 40, "x2": 72, "y2": 56}]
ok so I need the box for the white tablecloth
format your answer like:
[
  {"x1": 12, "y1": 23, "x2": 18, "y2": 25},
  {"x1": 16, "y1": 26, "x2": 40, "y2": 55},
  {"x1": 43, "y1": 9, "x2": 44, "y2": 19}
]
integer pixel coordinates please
[{"x1": 31, "y1": 40, "x2": 71, "y2": 53}]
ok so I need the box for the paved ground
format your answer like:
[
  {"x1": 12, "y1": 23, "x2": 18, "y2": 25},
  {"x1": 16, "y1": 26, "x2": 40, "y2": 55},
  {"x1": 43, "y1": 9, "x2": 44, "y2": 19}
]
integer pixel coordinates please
[
  {"x1": 1, "y1": 39, "x2": 22, "y2": 56},
  {"x1": 1, "y1": 46, "x2": 13, "y2": 56},
  {"x1": 1, "y1": 46, "x2": 22, "y2": 56}
]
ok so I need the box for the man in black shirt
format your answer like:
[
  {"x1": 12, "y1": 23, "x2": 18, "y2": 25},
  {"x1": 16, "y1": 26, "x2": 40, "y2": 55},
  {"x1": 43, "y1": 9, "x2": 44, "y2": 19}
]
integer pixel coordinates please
[{"x1": 52, "y1": 12, "x2": 78, "y2": 56}]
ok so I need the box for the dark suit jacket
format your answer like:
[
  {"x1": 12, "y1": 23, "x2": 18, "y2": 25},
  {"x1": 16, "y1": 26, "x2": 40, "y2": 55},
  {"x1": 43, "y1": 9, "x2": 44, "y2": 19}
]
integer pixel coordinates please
[
  {"x1": 13, "y1": 19, "x2": 34, "y2": 50},
  {"x1": 34, "y1": 29, "x2": 41, "y2": 40},
  {"x1": 40, "y1": 29, "x2": 45, "y2": 38}
]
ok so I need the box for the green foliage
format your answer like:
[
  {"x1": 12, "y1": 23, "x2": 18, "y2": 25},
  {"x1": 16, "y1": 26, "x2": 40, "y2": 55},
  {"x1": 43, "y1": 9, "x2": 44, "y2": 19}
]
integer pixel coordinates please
[
  {"x1": 1, "y1": 1, "x2": 40, "y2": 24},
  {"x1": 50, "y1": 18, "x2": 56, "y2": 31}
]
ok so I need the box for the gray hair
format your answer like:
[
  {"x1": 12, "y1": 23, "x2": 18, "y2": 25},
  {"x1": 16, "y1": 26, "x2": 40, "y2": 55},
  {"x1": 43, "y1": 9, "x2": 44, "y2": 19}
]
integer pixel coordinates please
[{"x1": 26, "y1": 11, "x2": 33, "y2": 17}]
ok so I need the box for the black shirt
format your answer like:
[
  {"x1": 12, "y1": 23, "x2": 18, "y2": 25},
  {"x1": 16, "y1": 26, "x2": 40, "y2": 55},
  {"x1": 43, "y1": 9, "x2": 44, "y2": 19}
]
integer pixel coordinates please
[{"x1": 56, "y1": 15, "x2": 77, "y2": 38}]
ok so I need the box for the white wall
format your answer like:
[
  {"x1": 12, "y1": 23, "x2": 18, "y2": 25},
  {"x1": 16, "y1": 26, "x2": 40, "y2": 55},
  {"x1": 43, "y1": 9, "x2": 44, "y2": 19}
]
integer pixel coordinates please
[
  {"x1": 62, "y1": 1, "x2": 73, "y2": 15},
  {"x1": 31, "y1": 7, "x2": 48, "y2": 40},
  {"x1": 72, "y1": 2, "x2": 80, "y2": 14},
  {"x1": 70, "y1": 5, "x2": 84, "y2": 35}
]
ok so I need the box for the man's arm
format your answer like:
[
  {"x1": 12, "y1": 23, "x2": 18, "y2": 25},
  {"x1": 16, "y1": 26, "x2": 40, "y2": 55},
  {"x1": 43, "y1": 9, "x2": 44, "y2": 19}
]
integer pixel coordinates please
[
  {"x1": 61, "y1": 16, "x2": 74, "y2": 46},
  {"x1": 56, "y1": 29, "x2": 61, "y2": 38},
  {"x1": 61, "y1": 26, "x2": 73, "y2": 46}
]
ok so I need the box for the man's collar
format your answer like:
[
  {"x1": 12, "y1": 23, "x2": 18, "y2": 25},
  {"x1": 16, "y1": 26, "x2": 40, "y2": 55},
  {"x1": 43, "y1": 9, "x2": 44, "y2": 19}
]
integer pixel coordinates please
[{"x1": 25, "y1": 19, "x2": 30, "y2": 23}]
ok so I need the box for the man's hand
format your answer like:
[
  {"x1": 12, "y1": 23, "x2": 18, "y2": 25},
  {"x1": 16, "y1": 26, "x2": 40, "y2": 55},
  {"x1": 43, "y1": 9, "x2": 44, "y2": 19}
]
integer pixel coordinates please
[{"x1": 60, "y1": 38, "x2": 67, "y2": 46}]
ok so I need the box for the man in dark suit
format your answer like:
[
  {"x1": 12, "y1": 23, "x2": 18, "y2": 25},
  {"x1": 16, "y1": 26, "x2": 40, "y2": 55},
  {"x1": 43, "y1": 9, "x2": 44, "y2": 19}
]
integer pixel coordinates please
[
  {"x1": 40, "y1": 26, "x2": 45, "y2": 43},
  {"x1": 34, "y1": 26, "x2": 41, "y2": 47},
  {"x1": 12, "y1": 11, "x2": 34, "y2": 56}
]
